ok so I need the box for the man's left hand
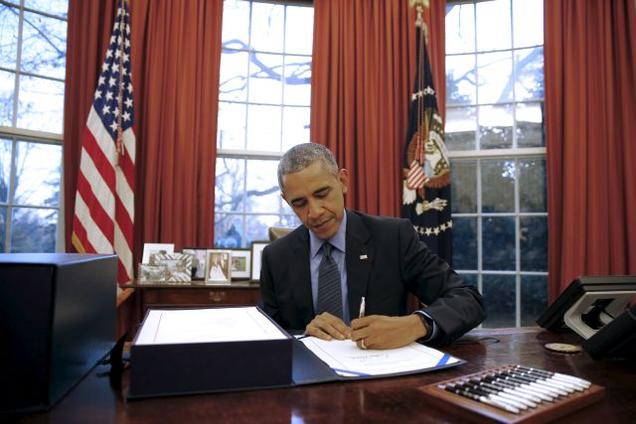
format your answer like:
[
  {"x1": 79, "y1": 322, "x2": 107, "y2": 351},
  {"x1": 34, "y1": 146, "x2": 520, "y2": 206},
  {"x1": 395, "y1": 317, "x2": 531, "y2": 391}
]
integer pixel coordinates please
[{"x1": 350, "y1": 315, "x2": 427, "y2": 349}]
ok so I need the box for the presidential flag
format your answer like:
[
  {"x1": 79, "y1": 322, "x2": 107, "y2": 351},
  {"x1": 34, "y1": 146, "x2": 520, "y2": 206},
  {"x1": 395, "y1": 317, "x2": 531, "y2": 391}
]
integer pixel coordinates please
[
  {"x1": 402, "y1": 8, "x2": 452, "y2": 263},
  {"x1": 71, "y1": 0, "x2": 136, "y2": 285}
]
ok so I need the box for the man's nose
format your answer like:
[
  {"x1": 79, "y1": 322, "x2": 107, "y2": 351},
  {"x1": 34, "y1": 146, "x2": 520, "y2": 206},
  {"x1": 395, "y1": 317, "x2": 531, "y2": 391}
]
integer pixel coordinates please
[{"x1": 307, "y1": 200, "x2": 323, "y2": 219}]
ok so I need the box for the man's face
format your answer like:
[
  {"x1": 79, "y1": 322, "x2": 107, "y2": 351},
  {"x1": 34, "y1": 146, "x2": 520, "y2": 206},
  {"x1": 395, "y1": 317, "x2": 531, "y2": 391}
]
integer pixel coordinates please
[{"x1": 281, "y1": 161, "x2": 349, "y2": 240}]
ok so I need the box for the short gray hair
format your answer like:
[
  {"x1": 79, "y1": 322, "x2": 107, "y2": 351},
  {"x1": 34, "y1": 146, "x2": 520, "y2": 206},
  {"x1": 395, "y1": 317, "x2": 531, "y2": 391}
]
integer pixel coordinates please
[{"x1": 277, "y1": 143, "x2": 339, "y2": 190}]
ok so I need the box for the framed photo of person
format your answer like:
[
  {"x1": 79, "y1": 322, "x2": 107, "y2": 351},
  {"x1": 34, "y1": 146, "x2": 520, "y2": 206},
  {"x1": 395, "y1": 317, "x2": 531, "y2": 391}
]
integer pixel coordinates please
[
  {"x1": 182, "y1": 248, "x2": 208, "y2": 280},
  {"x1": 250, "y1": 241, "x2": 269, "y2": 281},
  {"x1": 206, "y1": 249, "x2": 232, "y2": 285},
  {"x1": 138, "y1": 264, "x2": 169, "y2": 282},
  {"x1": 142, "y1": 243, "x2": 174, "y2": 264},
  {"x1": 229, "y1": 249, "x2": 251, "y2": 280}
]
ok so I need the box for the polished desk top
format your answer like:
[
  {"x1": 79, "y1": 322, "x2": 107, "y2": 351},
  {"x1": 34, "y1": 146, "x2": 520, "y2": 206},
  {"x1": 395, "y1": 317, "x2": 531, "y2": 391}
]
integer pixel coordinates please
[{"x1": 16, "y1": 328, "x2": 635, "y2": 424}]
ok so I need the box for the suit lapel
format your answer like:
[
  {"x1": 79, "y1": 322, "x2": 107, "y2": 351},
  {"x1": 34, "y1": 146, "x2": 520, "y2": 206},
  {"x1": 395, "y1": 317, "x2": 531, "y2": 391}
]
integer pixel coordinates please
[
  {"x1": 289, "y1": 227, "x2": 314, "y2": 324},
  {"x1": 345, "y1": 211, "x2": 373, "y2": 318}
]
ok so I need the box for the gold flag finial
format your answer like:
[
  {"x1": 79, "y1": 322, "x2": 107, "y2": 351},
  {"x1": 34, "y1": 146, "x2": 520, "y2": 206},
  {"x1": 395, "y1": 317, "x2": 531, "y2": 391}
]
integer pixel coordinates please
[{"x1": 409, "y1": 0, "x2": 429, "y2": 29}]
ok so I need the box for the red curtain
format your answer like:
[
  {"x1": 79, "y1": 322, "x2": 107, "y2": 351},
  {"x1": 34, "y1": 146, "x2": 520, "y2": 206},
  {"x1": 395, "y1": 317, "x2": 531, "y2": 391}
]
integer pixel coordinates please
[
  {"x1": 544, "y1": 0, "x2": 636, "y2": 300},
  {"x1": 311, "y1": 0, "x2": 446, "y2": 217},
  {"x1": 64, "y1": 0, "x2": 223, "y2": 264}
]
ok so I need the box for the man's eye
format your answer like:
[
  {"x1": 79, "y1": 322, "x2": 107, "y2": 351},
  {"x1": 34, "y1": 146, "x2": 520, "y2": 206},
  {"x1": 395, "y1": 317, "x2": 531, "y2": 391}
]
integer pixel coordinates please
[
  {"x1": 292, "y1": 200, "x2": 306, "y2": 208},
  {"x1": 315, "y1": 189, "x2": 329, "y2": 197}
]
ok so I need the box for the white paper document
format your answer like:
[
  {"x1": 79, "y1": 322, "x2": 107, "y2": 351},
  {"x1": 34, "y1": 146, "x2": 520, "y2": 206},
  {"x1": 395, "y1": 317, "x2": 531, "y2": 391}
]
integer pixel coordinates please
[
  {"x1": 135, "y1": 307, "x2": 289, "y2": 345},
  {"x1": 300, "y1": 337, "x2": 460, "y2": 377}
]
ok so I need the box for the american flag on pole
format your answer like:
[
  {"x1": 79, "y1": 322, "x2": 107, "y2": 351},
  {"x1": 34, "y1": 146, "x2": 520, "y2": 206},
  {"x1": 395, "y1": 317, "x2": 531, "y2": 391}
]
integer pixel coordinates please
[
  {"x1": 402, "y1": 4, "x2": 452, "y2": 263},
  {"x1": 71, "y1": 0, "x2": 136, "y2": 285}
]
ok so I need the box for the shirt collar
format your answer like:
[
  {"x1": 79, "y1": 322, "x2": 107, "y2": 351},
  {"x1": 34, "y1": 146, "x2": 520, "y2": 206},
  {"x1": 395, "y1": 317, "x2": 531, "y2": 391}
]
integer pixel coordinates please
[{"x1": 309, "y1": 210, "x2": 347, "y2": 258}]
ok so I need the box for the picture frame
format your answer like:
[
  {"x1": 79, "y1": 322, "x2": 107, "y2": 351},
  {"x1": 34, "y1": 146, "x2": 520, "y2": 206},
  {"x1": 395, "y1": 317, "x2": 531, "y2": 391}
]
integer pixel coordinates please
[
  {"x1": 250, "y1": 241, "x2": 269, "y2": 281},
  {"x1": 142, "y1": 243, "x2": 175, "y2": 264},
  {"x1": 182, "y1": 248, "x2": 208, "y2": 280},
  {"x1": 138, "y1": 264, "x2": 169, "y2": 282},
  {"x1": 149, "y1": 252, "x2": 192, "y2": 282},
  {"x1": 205, "y1": 249, "x2": 232, "y2": 285},
  {"x1": 229, "y1": 249, "x2": 251, "y2": 280}
]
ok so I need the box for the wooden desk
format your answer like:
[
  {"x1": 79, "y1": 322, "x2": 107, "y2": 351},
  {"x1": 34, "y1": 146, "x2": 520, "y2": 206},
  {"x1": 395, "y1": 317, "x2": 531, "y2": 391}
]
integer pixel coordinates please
[
  {"x1": 14, "y1": 328, "x2": 635, "y2": 423},
  {"x1": 125, "y1": 281, "x2": 261, "y2": 317}
]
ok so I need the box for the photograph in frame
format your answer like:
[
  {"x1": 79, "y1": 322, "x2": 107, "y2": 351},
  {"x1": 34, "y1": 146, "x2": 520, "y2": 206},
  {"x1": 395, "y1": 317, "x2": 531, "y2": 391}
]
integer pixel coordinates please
[
  {"x1": 138, "y1": 264, "x2": 169, "y2": 282},
  {"x1": 142, "y1": 243, "x2": 175, "y2": 264},
  {"x1": 229, "y1": 249, "x2": 251, "y2": 280},
  {"x1": 206, "y1": 249, "x2": 232, "y2": 284},
  {"x1": 250, "y1": 241, "x2": 269, "y2": 281},
  {"x1": 149, "y1": 253, "x2": 192, "y2": 283},
  {"x1": 182, "y1": 248, "x2": 208, "y2": 280}
]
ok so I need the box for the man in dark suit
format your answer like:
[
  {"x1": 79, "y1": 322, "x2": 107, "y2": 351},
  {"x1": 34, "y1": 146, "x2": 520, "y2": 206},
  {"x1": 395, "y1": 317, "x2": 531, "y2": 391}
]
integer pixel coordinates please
[{"x1": 260, "y1": 143, "x2": 485, "y2": 348}]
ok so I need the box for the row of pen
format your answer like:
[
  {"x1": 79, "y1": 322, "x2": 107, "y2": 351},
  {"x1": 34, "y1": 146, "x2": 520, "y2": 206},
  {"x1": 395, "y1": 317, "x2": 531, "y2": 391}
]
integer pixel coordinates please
[{"x1": 439, "y1": 365, "x2": 592, "y2": 415}]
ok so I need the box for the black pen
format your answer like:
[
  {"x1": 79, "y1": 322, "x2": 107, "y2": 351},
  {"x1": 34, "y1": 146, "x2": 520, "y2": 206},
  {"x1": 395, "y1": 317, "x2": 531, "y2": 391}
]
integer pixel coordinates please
[{"x1": 441, "y1": 384, "x2": 520, "y2": 414}]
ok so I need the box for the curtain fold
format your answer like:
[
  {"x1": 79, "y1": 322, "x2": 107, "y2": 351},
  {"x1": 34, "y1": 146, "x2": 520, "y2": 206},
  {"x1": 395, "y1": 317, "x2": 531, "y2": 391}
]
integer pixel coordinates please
[
  {"x1": 310, "y1": 0, "x2": 445, "y2": 217},
  {"x1": 544, "y1": 0, "x2": 636, "y2": 299},
  {"x1": 64, "y1": 0, "x2": 223, "y2": 265}
]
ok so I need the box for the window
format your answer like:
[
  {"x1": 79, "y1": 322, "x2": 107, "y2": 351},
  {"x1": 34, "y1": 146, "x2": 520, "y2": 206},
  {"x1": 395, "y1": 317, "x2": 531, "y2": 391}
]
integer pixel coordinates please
[
  {"x1": 0, "y1": 0, "x2": 67, "y2": 252},
  {"x1": 445, "y1": 0, "x2": 547, "y2": 327},
  {"x1": 215, "y1": 0, "x2": 313, "y2": 248}
]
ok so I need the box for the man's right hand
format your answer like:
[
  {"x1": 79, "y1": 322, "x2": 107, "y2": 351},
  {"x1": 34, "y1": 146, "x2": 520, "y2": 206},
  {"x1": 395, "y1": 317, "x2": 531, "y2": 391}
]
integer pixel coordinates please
[{"x1": 304, "y1": 312, "x2": 351, "y2": 340}]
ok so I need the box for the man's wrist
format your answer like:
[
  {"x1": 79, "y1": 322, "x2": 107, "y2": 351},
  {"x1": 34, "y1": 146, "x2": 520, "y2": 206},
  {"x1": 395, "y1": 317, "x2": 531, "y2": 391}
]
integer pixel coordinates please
[{"x1": 414, "y1": 313, "x2": 431, "y2": 338}]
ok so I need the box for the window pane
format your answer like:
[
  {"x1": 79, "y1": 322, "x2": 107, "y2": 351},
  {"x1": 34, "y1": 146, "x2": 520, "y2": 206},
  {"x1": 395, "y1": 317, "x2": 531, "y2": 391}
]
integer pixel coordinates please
[
  {"x1": 446, "y1": 54, "x2": 476, "y2": 105},
  {"x1": 0, "y1": 70, "x2": 15, "y2": 126},
  {"x1": 222, "y1": 0, "x2": 249, "y2": 47},
  {"x1": 215, "y1": 213, "x2": 244, "y2": 248},
  {"x1": 217, "y1": 101, "x2": 246, "y2": 150},
  {"x1": 285, "y1": 6, "x2": 313, "y2": 55},
  {"x1": 0, "y1": 138, "x2": 11, "y2": 203},
  {"x1": 248, "y1": 52, "x2": 283, "y2": 104},
  {"x1": 481, "y1": 159, "x2": 515, "y2": 212},
  {"x1": 478, "y1": 104, "x2": 513, "y2": 149},
  {"x1": 451, "y1": 159, "x2": 477, "y2": 213},
  {"x1": 20, "y1": 11, "x2": 67, "y2": 79},
  {"x1": 23, "y1": 0, "x2": 68, "y2": 17},
  {"x1": 519, "y1": 158, "x2": 546, "y2": 212},
  {"x1": 458, "y1": 272, "x2": 478, "y2": 288},
  {"x1": 482, "y1": 216, "x2": 515, "y2": 271},
  {"x1": 0, "y1": 206, "x2": 5, "y2": 248},
  {"x1": 13, "y1": 141, "x2": 61, "y2": 206},
  {"x1": 284, "y1": 55, "x2": 311, "y2": 105},
  {"x1": 246, "y1": 104, "x2": 281, "y2": 151},
  {"x1": 516, "y1": 102, "x2": 544, "y2": 147},
  {"x1": 515, "y1": 47, "x2": 544, "y2": 101},
  {"x1": 452, "y1": 217, "x2": 477, "y2": 270},
  {"x1": 513, "y1": 0, "x2": 543, "y2": 48},
  {"x1": 520, "y1": 275, "x2": 547, "y2": 326},
  {"x1": 477, "y1": 51, "x2": 513, "y2": 104},
  {"x1": 219, "y1": 50, "x2": 248, "y2": 102},
  {"x1": 476, "y1": 0, "x2": 511, "y2": 52},
  {"x1": 245, "y1": 159, "x2": 280, "y2": 213},
  {"x1": 445, "y1": 3, "x2": 475, "y2": 54},
  {"x1": 482, "y1": 274, "x2": 516, "y2": 327},
  {"x1": 246, "y1": 214, "x2": 281, "y2": 245},
  {"x1": 445, "y1": 106, "x2": 476, "y2": 150},
  {"x1": 0, "y1": 5, "x2": 19, "y2": 69},
  {"x1": 282, "y1": 106, "x2": 310, "y2": 151},
  {"x1": 10, "y1": 207, "x2": 57, "y2": 252},
  {"x1": 17, "y1": 75, "x2": 64, "y2": 133},
  {"x1": 250, "y1": 2, "x2": 284, "y2": 53},
  {"x1": 520, "y1": 216, "x2": 547, "y2": 271},
  {"x1": 215, "y1": 157, "x2": 245, "y2": 213}
]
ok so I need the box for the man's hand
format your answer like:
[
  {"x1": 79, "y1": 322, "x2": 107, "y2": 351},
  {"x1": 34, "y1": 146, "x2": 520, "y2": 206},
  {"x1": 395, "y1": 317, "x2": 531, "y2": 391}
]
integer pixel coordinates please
[
  {"x1": 304, "y1": 312, "x2": 351, "y2": 340},
  {"x1": 350, "y1": 315, "x2": 427, "y2": 349}
]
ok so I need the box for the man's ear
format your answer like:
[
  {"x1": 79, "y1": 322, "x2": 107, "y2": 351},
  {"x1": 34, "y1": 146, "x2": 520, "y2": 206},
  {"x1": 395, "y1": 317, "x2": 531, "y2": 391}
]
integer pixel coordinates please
[{"x1": 338, "y1": 168, "x2": 350, "y2": 194}]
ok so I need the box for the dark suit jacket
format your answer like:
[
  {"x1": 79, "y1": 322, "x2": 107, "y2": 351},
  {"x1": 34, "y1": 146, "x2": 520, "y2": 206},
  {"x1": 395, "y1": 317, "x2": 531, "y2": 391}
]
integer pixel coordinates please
[{"x1": 260, "y1": 210, "x2": 485, "y2": 345}]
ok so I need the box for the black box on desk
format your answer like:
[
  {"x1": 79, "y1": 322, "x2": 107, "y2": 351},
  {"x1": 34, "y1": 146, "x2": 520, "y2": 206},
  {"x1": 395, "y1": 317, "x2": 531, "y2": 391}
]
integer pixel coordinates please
[
  {"x1": 0, "y1": 253, "x2": 118, "y2": 413},
  {"x1": 129, "y1": 307, "x2": 293, "y2": 398}
]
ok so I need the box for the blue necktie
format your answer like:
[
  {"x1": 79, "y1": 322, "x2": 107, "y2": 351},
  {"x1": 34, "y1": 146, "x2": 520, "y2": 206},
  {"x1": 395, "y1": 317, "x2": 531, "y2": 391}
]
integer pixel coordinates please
[{"x1": 316, "y1": 243, "x2": 343, "y2": 319}]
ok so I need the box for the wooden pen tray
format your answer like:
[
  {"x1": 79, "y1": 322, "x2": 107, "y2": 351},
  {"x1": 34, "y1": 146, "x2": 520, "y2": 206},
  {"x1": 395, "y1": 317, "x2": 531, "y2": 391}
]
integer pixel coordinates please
[{"x1": 418, "y1": 365, "x2": 605, "y2": 423}]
